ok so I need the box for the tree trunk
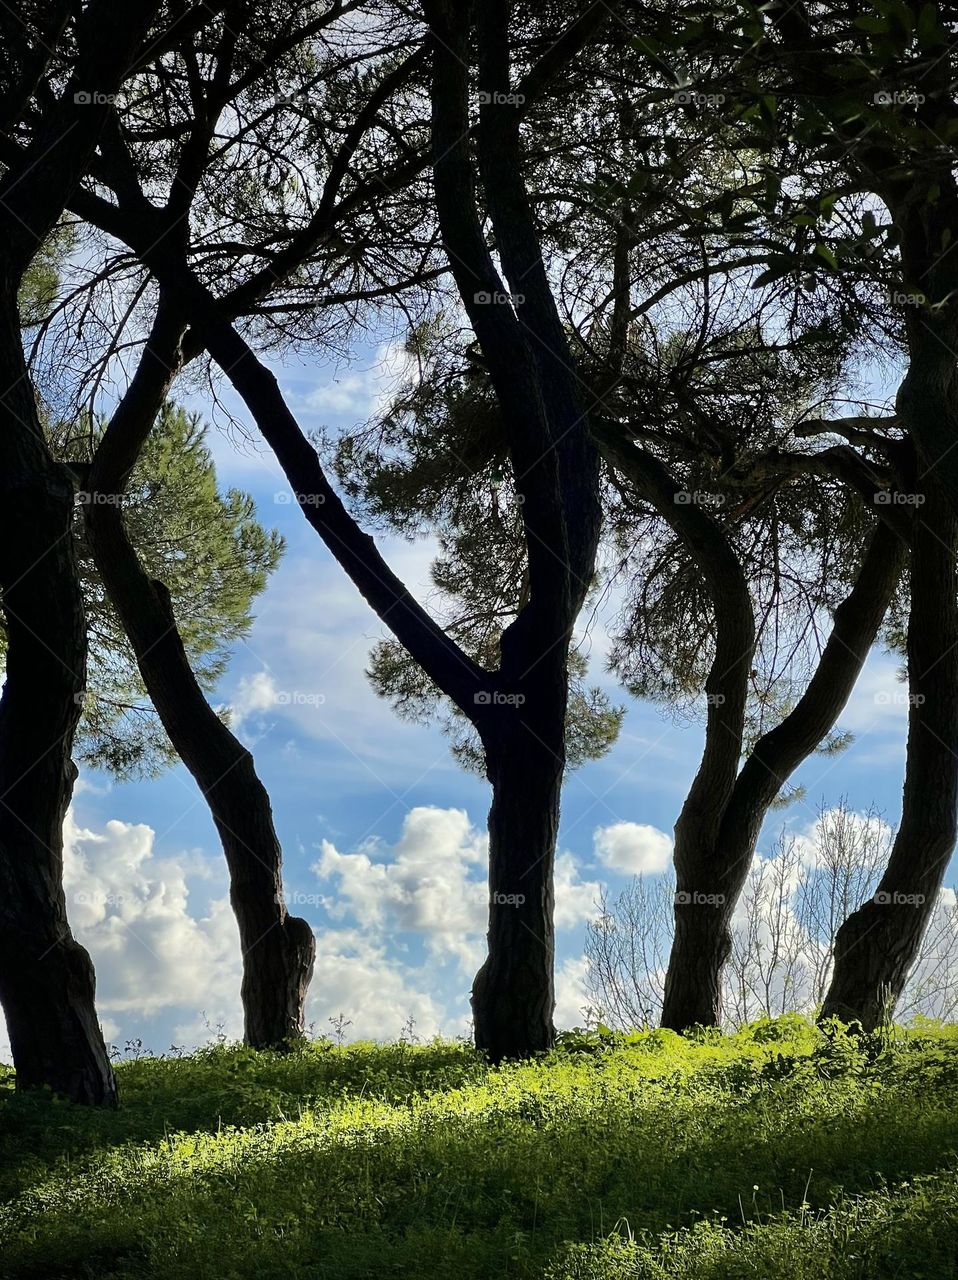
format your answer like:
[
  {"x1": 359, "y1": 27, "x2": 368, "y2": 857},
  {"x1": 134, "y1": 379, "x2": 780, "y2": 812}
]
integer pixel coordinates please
[
  {"x1": 471, "y1": 630, "x2": 570, "y2": 1061},
  {"x1": 661, "y1": 521, "x2": 904, "y2": 1031},
  {"x1": 660, "y1": 898, "x2": 733, "y2": 1031},
  {"x1": 822, "y1": 482, "x2": 958, "y2": 1028},
  {"x1": 0, "y1": 291, "x2": 116, "y2": 1104},
  {"x1": 81, "y1": 303, "x2": 315, "y2": 1050},
  {"x1": 472, "y1": 713, "x2": 564, "y2": 1061},
  {"x1": 85, "y1": 493, "x2": 315, "y2": 1048}
]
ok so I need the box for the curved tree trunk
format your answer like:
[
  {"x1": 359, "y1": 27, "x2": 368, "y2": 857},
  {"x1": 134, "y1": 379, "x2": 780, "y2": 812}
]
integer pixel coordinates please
[
  {"x1": 822, "y1": 482, "x2": 958, "y2": 1028},
  {"x1": 84, "y1": 309, "x2": 315, "y2": 1048},
  {"x1": 0, "y1": 294, "x2": 116, "y2": 1104},
  {"x1": 661, "y1": 520, "x2": 905, "y2": 1030},
  {"x1": 86, "y1": 508, "x2": 316, "y2": 1046}
]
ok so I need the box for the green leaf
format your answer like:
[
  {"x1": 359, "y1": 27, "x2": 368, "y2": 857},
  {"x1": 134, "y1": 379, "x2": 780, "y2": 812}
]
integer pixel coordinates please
[
  {"x1": 814, "y1": 243, "x2": 840, "y2": 270},
  {"x1": 917, "y1": 3, "x2": 946, "y2": 49}
]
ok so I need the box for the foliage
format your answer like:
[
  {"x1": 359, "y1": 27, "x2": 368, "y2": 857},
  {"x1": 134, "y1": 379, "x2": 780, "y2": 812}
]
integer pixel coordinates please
[
  {"x1": 3, "y1": 1021, "x2": 958, "y2": 1277},
  {"x1": 0, "y1": 403, "x2": 284, "y2": 779},
  {"x1": 587, "y1": 804, "x2": 958, "y2": 1029},
  {"x1": 336, "y1": 336, "x2": 624, "y2": 775}
]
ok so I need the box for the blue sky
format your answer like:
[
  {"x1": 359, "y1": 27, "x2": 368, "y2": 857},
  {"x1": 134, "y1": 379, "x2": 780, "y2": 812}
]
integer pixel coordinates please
[{"x1": 0, "y1": 340, "x2": 919, "y2": 1061}]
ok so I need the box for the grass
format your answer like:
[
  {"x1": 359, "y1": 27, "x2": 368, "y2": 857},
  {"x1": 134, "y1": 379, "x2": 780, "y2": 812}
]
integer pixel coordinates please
[{"x1": 2, "y1": 1016, "x2": 958, "y2": 1278}]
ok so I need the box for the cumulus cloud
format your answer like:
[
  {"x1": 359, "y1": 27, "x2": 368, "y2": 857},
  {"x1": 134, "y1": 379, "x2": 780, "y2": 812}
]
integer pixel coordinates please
[
  {"x1": 307, "y1": 928, "x2": 450, "y2": 1040},
  {"x1": 0, "y1": 804, "x2": 607, "y2": 1061},
  {"x1": 230, "y1": 670, "x2": 280, "y2": 729},
  {"x1": 314, "y1": 806, "x2": 488, "y2": 972},
  {"x1": 297, "y1": 339, "x2": 418, "y2": 422},
  {"x1": 62, "y1": 810, "x2": 241, "y2": 1019},
  {"x1": 314, "y1": 807, "x2": 603, "y2": 976},
  {"x1": 0, "y1": 809, "x2": 241, "y2": 1062},
  {"x1": 554, "y1": 954, "x2": 592, "y2": 1029},
  {"x1": 593, "y1": 821, "x2": 672, "y2": 874}
]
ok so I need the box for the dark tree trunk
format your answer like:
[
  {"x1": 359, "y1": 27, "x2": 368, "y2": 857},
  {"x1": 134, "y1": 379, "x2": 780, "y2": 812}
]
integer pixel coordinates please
[
  {"x1": 85, "y1": 493, "x2": 315, "y2": 1048},
  {"x1": 79, "y1": 304, "x2": 314, "y2": 1049},
  {"x1": 822, "y1": 482, "x2": 958, "y2": 1028},
  {"x1": 0, "y1": 291, "x2": 116, "y2": 1104},
  {"x1": 0, "y1": 0, "x2": 169, "y2": 1106},
  {"x1": 661, "y1": 903, "x2": 734, "y2": 1031},
  {"x1": 472, "y1": 684, "x2": 565, "y2": 1060},
  {"x1": 661, "y1": 521, "x2": 904, "y2": 1031}
]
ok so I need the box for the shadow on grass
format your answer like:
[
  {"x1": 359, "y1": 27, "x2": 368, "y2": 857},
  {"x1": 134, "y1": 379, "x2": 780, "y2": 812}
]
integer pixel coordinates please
[
  {"x1": 0, "y1": 1040, "x2": 484, "y2": 1202},
  {"x1": 4, "y1": 1050, "x2": 958, "y2": 1280}
]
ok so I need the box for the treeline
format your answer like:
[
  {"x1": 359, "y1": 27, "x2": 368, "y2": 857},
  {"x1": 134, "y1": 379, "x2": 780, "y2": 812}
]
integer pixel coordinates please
[{"x1": 0, "y1": 0, "x2": 957, "y2": 1103}]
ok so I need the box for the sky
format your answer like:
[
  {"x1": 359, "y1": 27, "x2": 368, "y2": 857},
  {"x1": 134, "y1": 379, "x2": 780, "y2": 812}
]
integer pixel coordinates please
[{"x1": 0, "y1": 339, "x2": 924, "y2": 1063}]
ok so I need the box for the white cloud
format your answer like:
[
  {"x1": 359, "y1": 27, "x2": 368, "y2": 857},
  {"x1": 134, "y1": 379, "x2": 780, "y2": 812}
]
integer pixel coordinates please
[
  {"x1": 306, "y1": 928, "x2": 449, "y2": 1041},
  {"x1": 593, "y1": 821, "x2": 672, "y2": 874},
  {"x1": 314, "y1": 806, "x2": 488, "y2": 972},
  {"x1": 315, "y1": 807, "x2": 602, "y2": 975},
  {"x1": 230, "y1": 670, "x2": 280, "y2": 728},
  {"x1": 836, "y1": 653, "x2": 908, "y2": 732},
  {"x1": 294, "y1": 339, "x2": 417, "y2": 423},
  {"x1": 0, "y1": 809, "x2": 241, "y2": 1063},
  {"x1": 555, "y1": 852, "x2": 603, "y2": 927},
  {"x1": 62, "y1": 811, "x2": 240, "y2": 1020},
  {"x1": 0, "y1": 804, "x2": 607, "y2": 1063},
  {"x1": 554, "y1": 954, "x2": 592, "y2": 1030}
]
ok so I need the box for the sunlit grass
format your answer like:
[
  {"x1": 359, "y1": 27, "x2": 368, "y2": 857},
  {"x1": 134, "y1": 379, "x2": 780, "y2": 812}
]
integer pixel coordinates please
[{"x1": 2, "y1": 1017, "x2": 958, "y2": 1277}]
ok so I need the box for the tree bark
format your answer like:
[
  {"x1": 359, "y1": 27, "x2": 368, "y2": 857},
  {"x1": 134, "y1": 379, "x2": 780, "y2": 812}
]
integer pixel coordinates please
[
  {"x1": 822, "y1": 481, "x2": 958, "y2": 1028},
  {"x1": 84, "y1": 307, "x2": 315, "y2": 1049},
  {"x1": 0, "y1": 0, "x2": 167, "y2": 1103},
  {"x1": 661, "y1": 520, "x2": 905, "y2": 1030},
  {"x1": 473, "y1": 703, "x2": 564, "y2": 1060},
  {"x1": 0, "y1": 289, "x2": 116, "y2": 1104}
]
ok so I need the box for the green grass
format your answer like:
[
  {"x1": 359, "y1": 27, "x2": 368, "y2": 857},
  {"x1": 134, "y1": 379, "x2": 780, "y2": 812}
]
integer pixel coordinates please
[{"x1": 2, "y1": 1017, "x2": 958, "y2": 1278}]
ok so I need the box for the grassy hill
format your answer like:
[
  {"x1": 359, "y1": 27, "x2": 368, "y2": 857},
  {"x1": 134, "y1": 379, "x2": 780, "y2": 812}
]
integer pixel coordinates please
[{"x1": 2, "y1": 1018, "x2": 958, "y2": 1278}]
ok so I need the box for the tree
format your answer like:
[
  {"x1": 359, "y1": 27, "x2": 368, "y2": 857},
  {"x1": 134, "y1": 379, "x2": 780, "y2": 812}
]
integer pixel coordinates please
[
  {"x1": 0, "y1": 401, "x2": 285, "y2": 780},
  {"x1": 662, "y1": 0, "x2": 958, "y2": 1025},
  {"x1": 0, "y1": 0, "x2": 178, "y2": 1105},
  {"x1": 822, "y1": 478, "x2": 958, "y2": 1026},
  {"x1": 83, "y1": 305, "x2": 317, "y2": 1049},
  {"x1": 586, "y1": 803, "x2": 958, "y2": 1028},
  {"x1": 45, "y1": 0, "x2": 615, "y2": 1062}
]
